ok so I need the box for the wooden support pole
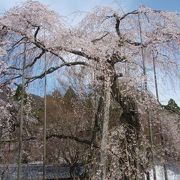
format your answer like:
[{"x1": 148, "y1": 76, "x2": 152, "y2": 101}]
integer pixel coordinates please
[
  {"x1": 43, "y1": 51, "x2": 47, "y2": 180},
  {"x1": 138, "y1": 13, "x2": 157, "y2": 180},
  {"x1": 152, "y1": 51, "x2": 168, "y2": 180}
]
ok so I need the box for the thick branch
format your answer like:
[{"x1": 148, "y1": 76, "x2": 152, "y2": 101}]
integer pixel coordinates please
[
  {"x1": 34, "y1": 26, "x2": 40, "y2": 42},
  {"x1": 46, "y1": 134, "x2": 98, "y2": 148},
  {"x1": 91, "y1": 32, "x2": 110, "y2": 43},
  {"x1": 0, "y1": 137, "x2": 36, "y2": 143},
  {"x1": 25, "y1": 49, "x2": 45, "y2": 69},
  {"x1": 8, "y1": 50, "x2": 45, "y2": 71},
  {"x1": 119, "y1": 10, "x2": 138, "y2": 21},
  {"x1": 26, "y1": 61, "x2": 88, "y2": 84},
  {"x1": 7, "y1": 37, "x2": 26, "y2": 52}
]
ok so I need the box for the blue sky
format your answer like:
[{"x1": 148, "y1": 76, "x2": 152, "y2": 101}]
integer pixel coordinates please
[
  {"x1": 1, "y1": 0, "x2": 180, "y2": 16},
  {"x1": 0, "y1": 0, "x2": 180, "y2": 105}
]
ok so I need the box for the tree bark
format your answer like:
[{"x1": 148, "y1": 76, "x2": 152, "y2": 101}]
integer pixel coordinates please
[{"x1": 100, "y1": 75, "x2": 111, "y2": 180}]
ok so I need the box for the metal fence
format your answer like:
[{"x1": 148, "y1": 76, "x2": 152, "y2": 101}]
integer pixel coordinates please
[{"x1": 0, "y1": 164, "x2": 83, "y2": 180}]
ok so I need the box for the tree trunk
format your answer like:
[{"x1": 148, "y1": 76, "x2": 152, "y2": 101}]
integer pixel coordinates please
[
  {"x1": 100, "y1": 75, "x2": 111, "y2": 179},
  {"x1": 111, "y1": 76, "x2": 142, "y2": 179}
]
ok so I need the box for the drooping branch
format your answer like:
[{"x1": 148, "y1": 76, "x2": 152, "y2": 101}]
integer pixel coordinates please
[
  {"x1": 34, "y1": 26, "x2": 40, "y2": 42},
  {"x1": 8, "y1": 49, "x2": 45, "y2": 71},
  {"x1": 119, "y1": 10, "x2": 138, "y2": 21},
  {"x1": 25, "y1": 49, "x2": 45, "y2": 69},
  {"x1": 114, "y1": 13, "x2": 120, "y2": 37},
  {"x1": 1, "y1": 133, "x2": 98, "y2": 148},
  {"x1": 25, "y1": 61, "x2": 88, "y2": 84},
  {"x1": 0, "y1": 137, "x2": 36, "y2": 143},
  {"x1": 110, "y1": 12, "x2": 145, "y2": 48},
  {"x1": 91, "y1": 32, "x2": 110, "y2": 43},
  {"x1": 7, "y1": 37, "x2": 26, "y2": 52},
  {"x1": 46, "y1": 134, "x2": 99, "y2": 148}
]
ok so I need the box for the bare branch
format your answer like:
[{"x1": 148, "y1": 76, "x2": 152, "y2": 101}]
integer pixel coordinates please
[
  {"x1": 91, "y1": 32, "x2": 110, "y2": 43},
  {"x1": 26, "y1": 61, "x2": 88, "y2": 84},
  {"x1": 46, "y1": 133, "x2": 99, "y2": 148},
  {"x1": 25, "y1": 49, "x2": 45, "y2": 69}
]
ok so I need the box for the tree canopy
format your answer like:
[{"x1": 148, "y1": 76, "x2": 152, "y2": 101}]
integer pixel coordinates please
[{"x1": 0, "y1": 1, "x2": 180, "y2": 179}]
